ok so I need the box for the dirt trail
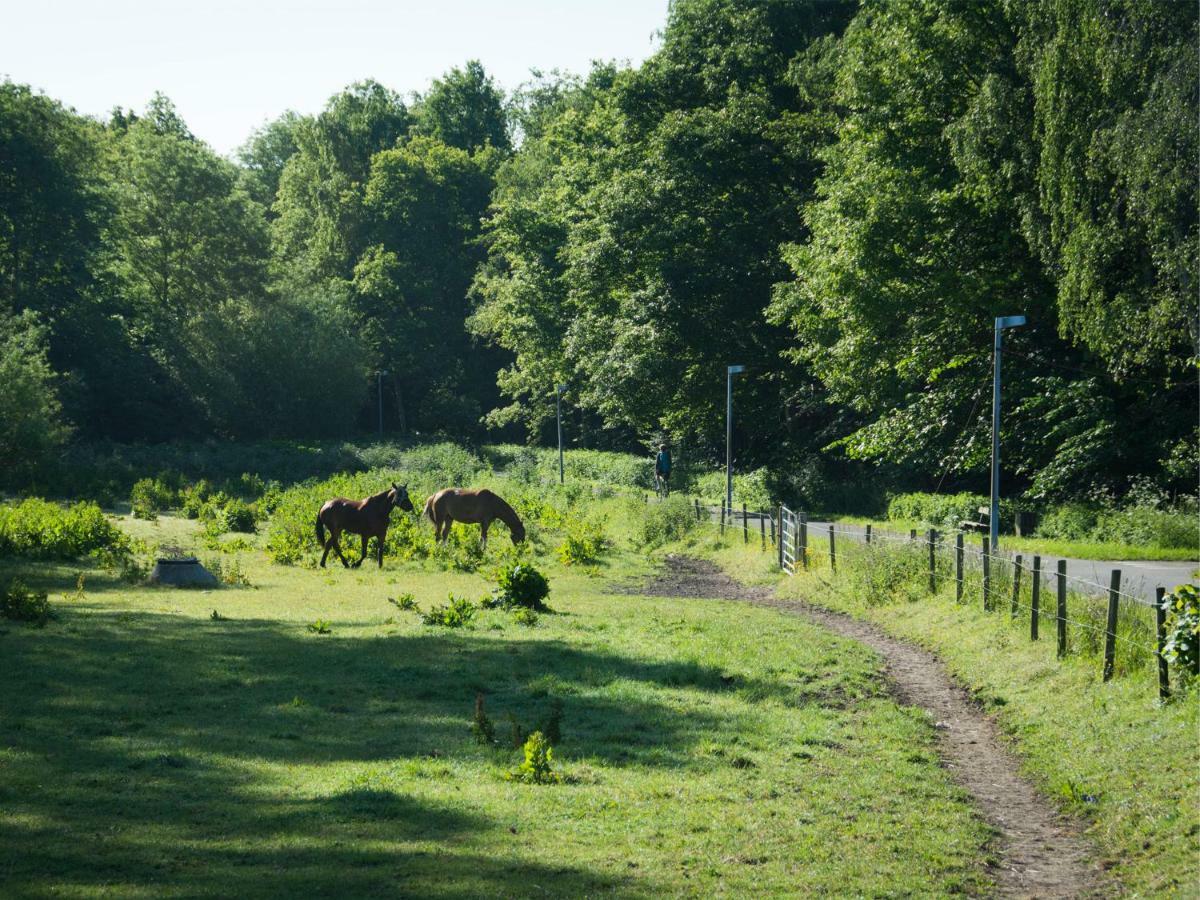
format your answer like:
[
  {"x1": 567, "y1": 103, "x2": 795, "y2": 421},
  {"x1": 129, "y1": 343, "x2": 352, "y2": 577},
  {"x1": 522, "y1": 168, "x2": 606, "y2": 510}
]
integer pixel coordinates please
[{"x1": 630, "y1": 555, "x2": 1102, "y2": 899}]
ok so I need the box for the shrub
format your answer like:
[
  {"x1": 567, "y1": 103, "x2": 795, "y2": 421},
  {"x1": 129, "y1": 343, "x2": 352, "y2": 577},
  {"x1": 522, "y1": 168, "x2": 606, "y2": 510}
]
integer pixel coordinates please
[
  {"x1": 307, "y1": 619, "x2": 333, "y2": 634},
  {"x1": 0, "y1": 499, "x2": 132, "y2": 561},
  {"x1": 556, "y1": 515, "x2": 608, "y2": 565},
  {"x1": 471, "y1": 693, "x2": 496, "y2": 744},
  {"x1": 491, "y1": 562, "x2": 550, "y2": 611},
  {"x1": 636, "y1": 494, "x2": 697, "y2": 548},
  {"x1": 1035, "y1": 503, "x2": 1097, "y2": 541},
  {"x1": 421, "y1": 594, "x2": 477, "y2": 628},
  {"x1": 130, "y1": 477, "x2": 175, "y2": 520},
  {"x1": 388, "y1": 593, "x2": 418, "y2": 611},
  {"x1": 506, "y1": 731, "x2": 561, "y2": 784},
  {"x1": 887, "y1": 493, "x2": 990, "y2": 530},
  {"x1": 180, "y1": 480, "x2": 214, "y2": 519},
  {"x1": 512, "y1": 607, "x2": 539, "y2": 627},
  {"x1": 0, "y1": 578, "x2": 51, "y2": 625},
  {"x1": 1161, "y1": 584, "x2": 1199, "y2": 683}
]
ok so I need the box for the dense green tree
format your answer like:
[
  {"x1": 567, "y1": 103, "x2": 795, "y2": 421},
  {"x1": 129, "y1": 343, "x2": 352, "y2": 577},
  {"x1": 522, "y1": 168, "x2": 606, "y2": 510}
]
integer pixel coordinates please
[
  {"x1": 411, "y1": 60, "x2": 510, "y2": 153},
  {"x1": 0, "y1": 312, "x2": 71, "y2": 483},
  {"x1": 237, "y1": 110, "x2": 304, "y2": 211}
]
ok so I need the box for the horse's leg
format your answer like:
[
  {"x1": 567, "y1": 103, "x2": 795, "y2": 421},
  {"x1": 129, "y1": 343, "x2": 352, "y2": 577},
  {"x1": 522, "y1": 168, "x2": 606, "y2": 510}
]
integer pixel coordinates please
[
  {"x1": 319, "y1": 531, "x2": 331, "y2": 568},
  {"x1": 438, "y1": 515, "x2": 451, "y2": 544},
  {"x1": 353, "y1": 533, "x2": 368, "y2": 568},
  {"x1": 330, "y1": 529, "x2": 351, "y2": 568},
  {"x1": 480, "y1": 518, "x2": 489, "y2": 551},
  {"x1": 376, "y1": 529, "x2": 385, "y2": 568}
]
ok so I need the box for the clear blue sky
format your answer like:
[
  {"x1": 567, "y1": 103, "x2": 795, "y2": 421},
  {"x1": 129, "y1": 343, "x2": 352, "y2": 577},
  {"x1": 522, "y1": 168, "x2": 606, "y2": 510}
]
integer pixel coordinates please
[{"x1": 1, "y1": 0, "x2": 669, "y2": 156}]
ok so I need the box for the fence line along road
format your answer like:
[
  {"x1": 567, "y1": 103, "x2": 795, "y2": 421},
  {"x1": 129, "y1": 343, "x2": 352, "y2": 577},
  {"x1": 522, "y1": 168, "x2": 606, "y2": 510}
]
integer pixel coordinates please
[{"x1": 799, "y1": 519, "x2": 1196, "y2": 605}]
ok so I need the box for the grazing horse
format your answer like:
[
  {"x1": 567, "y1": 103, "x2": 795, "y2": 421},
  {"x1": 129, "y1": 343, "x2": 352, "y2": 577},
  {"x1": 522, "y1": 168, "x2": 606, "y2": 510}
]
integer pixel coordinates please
[
  {"x1": 316, "y1": 483, "x2": 414, "y2": 568},
  {"x1": 424, "y1": 488, "x2": 525, "y2": 550}
]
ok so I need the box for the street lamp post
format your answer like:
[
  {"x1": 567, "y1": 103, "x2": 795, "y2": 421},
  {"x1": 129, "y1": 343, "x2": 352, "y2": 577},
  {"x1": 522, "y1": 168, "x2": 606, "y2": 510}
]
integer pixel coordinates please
[
  {"x1": 725, "y1": 365, "x2": 746, "y2": 514},
  {"x1": 556, "y1": 384, "x2": 567, "y2": 485},
  {"x1": 377, "y1": 371, "x2": 388, "y2": 437},
  {"x1": 990, "y1": 316, "x2": 1025, "y2": 552}
]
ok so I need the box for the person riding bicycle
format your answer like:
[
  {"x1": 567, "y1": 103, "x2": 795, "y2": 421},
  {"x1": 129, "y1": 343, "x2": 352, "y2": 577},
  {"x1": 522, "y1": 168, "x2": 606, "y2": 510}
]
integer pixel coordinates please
[{"x1": 654, "y1": 444, "x2": 672, "y2": 496}]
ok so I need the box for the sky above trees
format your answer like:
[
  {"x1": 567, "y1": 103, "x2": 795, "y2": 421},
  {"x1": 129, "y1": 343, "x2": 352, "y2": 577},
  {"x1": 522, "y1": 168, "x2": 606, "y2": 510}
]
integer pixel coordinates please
[{"x1": 0, "y1": 0, "x2": 668, "y2": 155}]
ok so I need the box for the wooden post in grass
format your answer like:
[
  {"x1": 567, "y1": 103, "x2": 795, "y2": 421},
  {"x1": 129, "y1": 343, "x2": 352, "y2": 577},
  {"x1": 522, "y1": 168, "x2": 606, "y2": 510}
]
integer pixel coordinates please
[
  {"x1": 777, "y1": 507, "x2": 784, "y2": 569},
  {"x1": 1103, "y1": 569, "x2": 1121, "y2": 682},
  {"x1": 1011, "y1": 555, "x2": 1023, "y2": 618},
  {"x1": 910, "y1": 528, "x2": 917, "y2": 542},
  {"x1": 982, "y1": 536, "x2": 991, "y2": 610},
  {"x1": 865, "y1": 524, "x2": 872, "y2": 545},
  {"x1": 928, "y1": 529, "x2": 937, "y2": 593},
  {"x1": 770, "y1": 511, "x2": 776, "y2": 547},
  {"x1": 955, "y1": 533, "x2": 964, "y2": 603},
  {"x1": 828, "y1": 524, "x2": 836, "y2": 573},
  {"x1": 1056, "y1": 560, "x2": 1067, "y2": 658},
  {"x1": 800, "y1": 514, "x2": 808, "y2": 569},
  {"x1": 1155, "y1": 586, "x2": 1170, "y2": 700},
  {"x1": 759, "y1": 513, "x2": 766, "y2": 551},
  {"x1": 1030, "y1": 556, "x2": 1041, "y2": 641},
  {"x1": 695, "y1": 498, "x2": 701, "y2": 521},
  {"x1": 742, "y1": 503, "x2": 749, "y2": 543},
  {"x1": 720, "y1": 501, "x2": 725, "y2": 536}
]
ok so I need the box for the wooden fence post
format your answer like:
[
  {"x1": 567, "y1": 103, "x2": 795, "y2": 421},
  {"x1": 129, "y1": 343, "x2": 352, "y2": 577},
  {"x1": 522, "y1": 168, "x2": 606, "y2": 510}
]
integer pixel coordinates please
[
  {"x1": 865, "y1": 523, "x2": 872, "y2": 545},
  {"x1": 759, "y1": 513, "x2": 766, "y2": 551},
  {"x1": 1056, "y1": 559, "x2": 1067, "y2": 658},
  {"x1": 694, "y1": 498, "x2": 701, "y2": 521},
  {"x1": 828, "y1": 524, "x2": 836, "y2": 573},
  {"x1": 777, "y1": 506, "x2": 784, "y2": 569},
  {"x1": 1030, "y1": 556, "x2": 1041, "y2": 641},
  {"x1": 1011, "y1": 555, "x2": 1023, "y2": 618},
  {"x1": 910, "y1": 528, "x2": 917, "y2": 542},
  {"x1": 742, "y1": 503, "x2": 748, "y2": 543},
  {"x1": 955, "y1": 533, "x2": 964, "y2": 603},
  {"x1": 981, "y1": 537, "x2": 990, "y2": 610},
  {"x1": 1103, "y1": 569, "x2": 1121, "y2": 682},
  {"x1": 928, "y1": 529, "x2": 937, "y2": 594},
  {"x1": 1155, "y1": 586, "x2": 1170, "y2": 700},
  {"x1": 800, "y1": 514, "x2": 808, "y2": 569},
  {"x1": 769, "y1": 511, "x2": 776, "y2": 547}
]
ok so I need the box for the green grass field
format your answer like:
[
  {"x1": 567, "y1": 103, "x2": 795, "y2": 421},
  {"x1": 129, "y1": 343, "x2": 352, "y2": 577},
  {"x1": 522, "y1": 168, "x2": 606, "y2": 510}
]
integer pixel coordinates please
[{"x1": 0, "y1": 511, "x2": 994, "y2": 897}]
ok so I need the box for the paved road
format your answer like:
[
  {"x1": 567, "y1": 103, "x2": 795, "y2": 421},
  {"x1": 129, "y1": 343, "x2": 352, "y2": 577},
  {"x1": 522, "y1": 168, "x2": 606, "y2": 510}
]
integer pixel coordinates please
[{"x1": 803, "y1": 521, "x2": 1196, "y2": 605}]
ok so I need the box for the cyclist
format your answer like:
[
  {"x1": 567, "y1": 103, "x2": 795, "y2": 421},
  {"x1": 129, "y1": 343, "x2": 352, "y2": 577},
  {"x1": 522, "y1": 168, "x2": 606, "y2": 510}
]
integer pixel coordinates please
[{"x1": 654, "y1": 443, "x2": 673, "y2": 497}]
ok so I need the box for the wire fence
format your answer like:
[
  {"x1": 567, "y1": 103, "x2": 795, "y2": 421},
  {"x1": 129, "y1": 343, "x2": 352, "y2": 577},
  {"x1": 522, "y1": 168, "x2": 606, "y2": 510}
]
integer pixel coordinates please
[{"x1": 662, "y1": 496, "x2": 1192, "y2": 701}]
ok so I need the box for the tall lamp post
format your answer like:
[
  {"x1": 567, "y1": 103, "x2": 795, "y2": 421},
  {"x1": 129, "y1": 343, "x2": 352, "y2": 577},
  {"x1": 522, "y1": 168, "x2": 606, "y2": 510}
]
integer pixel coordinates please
[
  {"x1": 555, "y1": 384, "x2": 567, "y2": 485},
  {"x1": 725, "y1": 365, "x2": 746, "y2": 514},
  {"x1": 376, "y1": 370, "x2": 388, "y2": 437},
  {"x1": 990, "y1": 316, "x2": 1025, "y2": 552}
]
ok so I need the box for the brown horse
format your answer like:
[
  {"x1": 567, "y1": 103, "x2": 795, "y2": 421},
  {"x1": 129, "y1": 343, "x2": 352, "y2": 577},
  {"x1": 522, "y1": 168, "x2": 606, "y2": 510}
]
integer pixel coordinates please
[
  {"x1": 316, "y1": 483, "x2": 414, "y2": 568},
  {"x1": 424, "y1": 488, "x2": 525, "y2": 550}
]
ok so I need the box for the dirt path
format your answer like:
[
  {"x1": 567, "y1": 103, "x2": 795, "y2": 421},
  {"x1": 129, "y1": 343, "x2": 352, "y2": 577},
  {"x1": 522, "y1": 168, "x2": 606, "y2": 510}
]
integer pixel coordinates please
[{"x1": 629, "y1": 555, "x2": 1102, "y2": 899}]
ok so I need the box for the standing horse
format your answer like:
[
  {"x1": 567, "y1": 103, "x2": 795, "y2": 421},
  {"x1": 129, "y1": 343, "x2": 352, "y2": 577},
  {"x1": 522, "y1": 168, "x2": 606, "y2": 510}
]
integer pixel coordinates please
[
  {"x1": 424, "y1": 488, "x2": 525, "y2": 550},
  {"x1": 316, "y1": 483, "x2": 414, "y2": 568}
]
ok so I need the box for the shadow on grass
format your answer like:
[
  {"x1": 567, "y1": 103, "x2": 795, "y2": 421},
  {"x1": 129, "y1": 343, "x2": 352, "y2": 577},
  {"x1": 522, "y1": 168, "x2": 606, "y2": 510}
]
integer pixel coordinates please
[{"x1": 0, "y1": 603, "x2": 767, "y2": 895}]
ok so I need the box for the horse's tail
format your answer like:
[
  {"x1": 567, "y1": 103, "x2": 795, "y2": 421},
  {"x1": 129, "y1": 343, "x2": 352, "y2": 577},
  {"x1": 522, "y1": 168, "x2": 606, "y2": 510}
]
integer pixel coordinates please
[
  {"x1": 423, "y1": 496, "x2": 436, "y2": 526},
  {"x1": 316, "y1": 513, "x2": 327, "y2": 548}
]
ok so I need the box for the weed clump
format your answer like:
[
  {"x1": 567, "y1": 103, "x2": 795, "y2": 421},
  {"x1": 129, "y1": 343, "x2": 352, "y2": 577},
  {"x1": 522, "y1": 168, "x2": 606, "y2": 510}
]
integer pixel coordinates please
[
  {"x1": 471, "y1": 693, "x2": 496, "y2": 744},
  {"x1": 307, "y1": 619, "x2": 333, "y2": 634},
  {"x1": 421, "y1": 594, "x2": 476, "y2": 628},
  {"x1": 388, "y1": 593, "x2": 418, "y2": 611},
  {"x1": 506, "y1": 731, "x2": 561, "y2": 784},
  {"x1": 0, "y1": 579, "x2": 51, "y2": 625}
]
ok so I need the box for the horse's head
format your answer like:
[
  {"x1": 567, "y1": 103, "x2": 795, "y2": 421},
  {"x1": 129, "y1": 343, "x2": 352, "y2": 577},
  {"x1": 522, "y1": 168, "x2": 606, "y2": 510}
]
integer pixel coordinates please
[
  {"x1": 389, "y1": 482, "x2": 415, "y2": 513},
  {"x1": 510, "y1": 519, "x2": 526, "y2": 545}
]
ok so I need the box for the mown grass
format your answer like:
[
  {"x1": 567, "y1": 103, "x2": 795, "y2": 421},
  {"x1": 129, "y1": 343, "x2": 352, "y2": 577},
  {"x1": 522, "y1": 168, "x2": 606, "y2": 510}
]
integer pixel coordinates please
[
  {"x1": 0, "y1": 509, "x2": 995, "y2": 897},
  {"x1": 681, "y1": 526, "x2": 1200, "y2": 897},
  {"x1": 829, "y1": 515, "x2": 1199, "y2": 562}
]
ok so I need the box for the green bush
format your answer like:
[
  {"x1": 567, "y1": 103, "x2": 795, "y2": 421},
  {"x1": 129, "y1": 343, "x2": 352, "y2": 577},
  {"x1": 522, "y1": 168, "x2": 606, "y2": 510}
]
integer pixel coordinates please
[
  {"x1": 887, "y1": 493, "x2": 990, "y2": 530},
  {"x1": 0, "y1": 578, "x2": 52, "y2": 625},
  {"x1": 490, "y1": 562, "x2": 550, "y2": 611},
  {"x1": 506, "y1": 731, "x2": 561, "y2": 784},
  {"x1": 130, "y1": 477, "x2": 176, "y2": 520},
  {"x1": 421, "y1": 594, "x2": 477, "y2": 628},
  {"x1": 0, "y1": 499, "x2": 132, "y2": 561},
  {"x1": 1161, "y1": 584, "x2": 1199, "y2": 682},
  {"x1": 556, "y1": 515, "x2": 608, "y2": 565},
  {"x1": 1034, "y1": 503, "x2": 1097, "y2": 541},
  {"x1": 180, "y1": 480, "x2": 214, "y2": 519},
  {"x1": 692, "y1": 468, "x2": 772, "y2": 510},
  {"x1": 636, "y1": 494, "x2": 698, "y2": 548}
]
